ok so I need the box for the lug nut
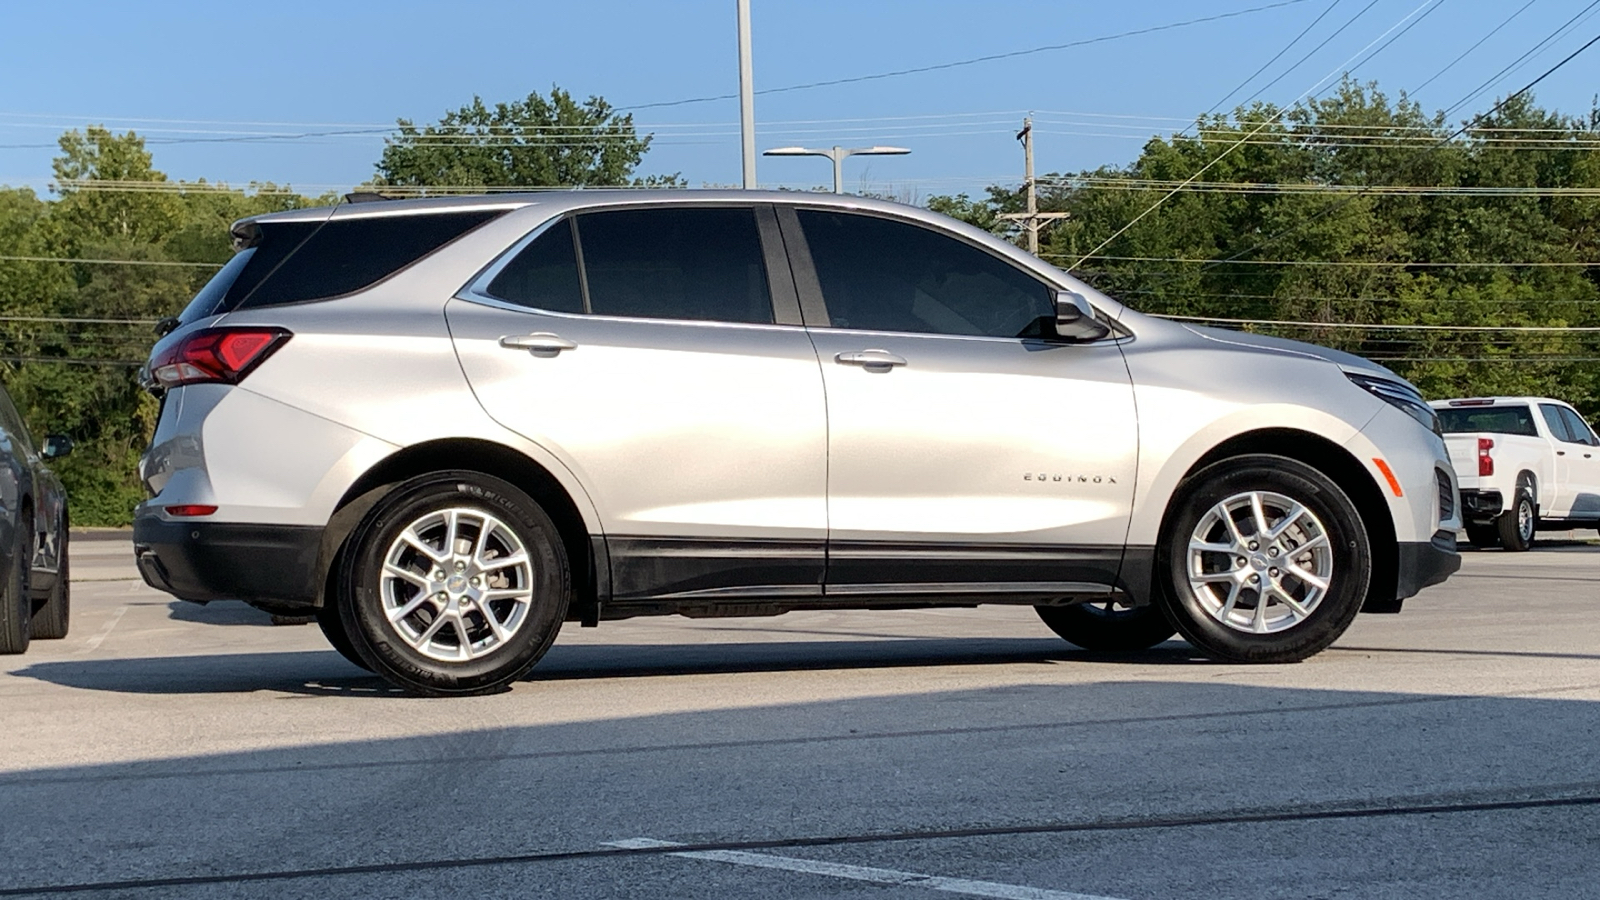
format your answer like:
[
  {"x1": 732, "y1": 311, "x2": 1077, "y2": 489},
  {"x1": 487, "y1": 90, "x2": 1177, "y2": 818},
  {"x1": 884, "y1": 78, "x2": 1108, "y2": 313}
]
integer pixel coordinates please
[
  {"x1": 1269, "y1": 548, "x2": 1279, "y2": 557},
  {"x1": 1237, "y1": 556, "x2": 1247, "y2": 567},
  {"x1": 470, "y1": 576, "x2": 481, "y2": 586},
  {"x1": 1269, "y1": 567, "x2": 1279, "y2": 577},
  {"x1": 1248, "y1": 541, "x2": 1259, "y2": 551},
  {"x1": 1250, "y1": 574, "x2": 1260, "y2": 583},
  {"x1": 455, "y1": 561, "x2": 467, "y2": 572}
]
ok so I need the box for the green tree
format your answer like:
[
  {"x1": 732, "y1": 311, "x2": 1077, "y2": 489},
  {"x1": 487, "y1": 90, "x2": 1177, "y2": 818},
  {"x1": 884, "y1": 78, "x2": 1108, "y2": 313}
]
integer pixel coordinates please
[{"x1": 374, "y1": 86, "x2": 676, "y2": 190}]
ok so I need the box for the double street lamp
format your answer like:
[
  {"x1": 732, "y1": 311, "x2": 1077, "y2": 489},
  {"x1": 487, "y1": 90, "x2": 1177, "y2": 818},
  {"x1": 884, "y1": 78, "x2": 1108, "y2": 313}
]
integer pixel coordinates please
[{"x1": 762, "y1": 145, "x2": 911, "y2": 193}]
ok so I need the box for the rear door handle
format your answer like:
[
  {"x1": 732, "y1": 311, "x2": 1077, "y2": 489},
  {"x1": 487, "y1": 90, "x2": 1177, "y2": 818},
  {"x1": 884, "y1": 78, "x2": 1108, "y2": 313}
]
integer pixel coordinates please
[
  {"x1": 499, "y1": 332, "x2": 577, "y2": 354},
  {"x1": 835, "y1": 349, "x2": 907, "y2": 369}
]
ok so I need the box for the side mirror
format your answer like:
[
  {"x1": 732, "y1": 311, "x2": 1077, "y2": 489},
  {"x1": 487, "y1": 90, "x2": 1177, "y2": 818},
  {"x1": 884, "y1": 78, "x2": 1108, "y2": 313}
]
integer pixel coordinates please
[
  {"x1": 1054, "y1": 290, "x2": 1110, "y2": 341},
  {"x1": 41, "y1": 435, "x2": 73, "y2": 460}
]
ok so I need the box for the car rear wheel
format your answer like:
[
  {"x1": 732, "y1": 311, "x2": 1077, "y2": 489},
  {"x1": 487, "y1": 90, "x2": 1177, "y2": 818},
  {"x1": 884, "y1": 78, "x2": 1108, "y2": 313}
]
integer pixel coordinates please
[
  {"x1": 336, "y1": 471, "x2": 571, "y2": 696},
  {"x1": 1495, "y1": 482, "x2": 1535, "y2": 552},
  {"x1": 316, "y1": 599, "x2": 371, "y2": 672},
  {"x1": 30, "y1": 529, "x2": 69, "y2": 640},
  {"x1": 0, "y1": 521, "x2": 31, "y2": 654},
  {"x1": 1035, "y1": 600, "x2": 1175, "y2": 651},
  {"x1": 1157, "y1": 455, "x2": 1370, "y2": 663}
]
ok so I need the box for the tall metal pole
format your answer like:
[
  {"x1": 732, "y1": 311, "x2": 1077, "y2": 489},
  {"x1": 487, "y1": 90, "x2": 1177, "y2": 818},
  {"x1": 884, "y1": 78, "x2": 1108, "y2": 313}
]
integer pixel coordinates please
[
  {"x1": 1022, "y1": 116, "x2": 1038, "y2": 255},
  {"x1": 737, "y1": 0, "x2": 757, "y2": 189},
  {"x1": 831, "y1": 147, "x2": 844, "y2": 193}
]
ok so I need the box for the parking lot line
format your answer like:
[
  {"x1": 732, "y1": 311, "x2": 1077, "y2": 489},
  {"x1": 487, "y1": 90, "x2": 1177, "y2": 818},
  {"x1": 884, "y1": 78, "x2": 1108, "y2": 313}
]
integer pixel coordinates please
[
  {"x1": 606, "y1": 838, "x2": 1128, "y2": 900},
  {"x1": 80, "y1": 604, "x2": 127, "y2": 653}
]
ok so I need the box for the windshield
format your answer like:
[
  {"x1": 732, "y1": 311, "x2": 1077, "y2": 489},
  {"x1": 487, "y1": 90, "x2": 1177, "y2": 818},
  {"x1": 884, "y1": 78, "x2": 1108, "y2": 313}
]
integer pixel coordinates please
[{"x1": 1437, "y1": 405, "x2": 1538, "y2": 437}]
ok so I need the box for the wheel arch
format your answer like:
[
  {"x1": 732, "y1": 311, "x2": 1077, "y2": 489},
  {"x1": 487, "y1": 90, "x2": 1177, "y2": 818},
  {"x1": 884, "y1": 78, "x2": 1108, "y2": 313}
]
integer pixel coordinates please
[
  {"x1": 1159, "y1": 428, "x2": 1400, "y2": 614},
  {"x1": 314, "y1": 438, "x2": 600, "y2": 621}
]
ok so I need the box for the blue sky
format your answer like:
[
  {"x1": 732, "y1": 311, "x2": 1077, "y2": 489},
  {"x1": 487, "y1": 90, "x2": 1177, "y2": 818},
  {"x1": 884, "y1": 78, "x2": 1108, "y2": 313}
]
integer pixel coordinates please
[{"x1": 1, "y1": 0, "x2": 1596, "y2": 199}]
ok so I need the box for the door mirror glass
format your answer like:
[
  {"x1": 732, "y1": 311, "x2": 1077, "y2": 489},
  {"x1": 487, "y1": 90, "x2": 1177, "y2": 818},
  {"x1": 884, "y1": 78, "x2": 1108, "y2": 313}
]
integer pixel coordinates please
[
  {"x1": 41, "y1": 434, "x2": 72, "y2": 459},
  {"x1": 1054, "y1": 290, "x2": 1109, "y2": 340}
]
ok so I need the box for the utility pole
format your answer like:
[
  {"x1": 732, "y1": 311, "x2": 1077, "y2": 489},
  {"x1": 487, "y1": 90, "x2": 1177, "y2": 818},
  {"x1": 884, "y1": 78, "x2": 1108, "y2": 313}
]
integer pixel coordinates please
[
  {"x1": 998, "y1": 117, "x2": 1069, "y2": 255},
  {"x1": 737, "y1": 0, "x2": 757, "y2": 189}
]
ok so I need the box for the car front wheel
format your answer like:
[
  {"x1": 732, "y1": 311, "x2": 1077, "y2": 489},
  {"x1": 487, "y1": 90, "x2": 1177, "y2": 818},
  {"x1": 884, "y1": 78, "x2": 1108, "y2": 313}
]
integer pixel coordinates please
[
  {"x1": 1157, "y1": 455, "x2": 1370, "y2": 663},
  {"x1": 336, "y1": 471, "x2": 571, "y2": 696}
]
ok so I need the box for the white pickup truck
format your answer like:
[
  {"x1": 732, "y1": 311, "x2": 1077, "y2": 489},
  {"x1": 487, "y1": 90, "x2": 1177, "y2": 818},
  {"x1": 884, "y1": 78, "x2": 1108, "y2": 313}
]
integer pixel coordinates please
[{"x1": 1431, "y1": 397, "x2": 1600, "y2": 550}]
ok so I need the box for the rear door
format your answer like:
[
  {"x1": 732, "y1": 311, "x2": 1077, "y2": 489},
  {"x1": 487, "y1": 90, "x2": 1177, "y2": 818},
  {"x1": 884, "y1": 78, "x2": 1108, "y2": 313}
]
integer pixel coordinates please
[
  {"x1": 1555, "y1": 406, "x2": 1600, "y2": 518},
  {"x1": 1538, "y1": 403, "x2": 1581, "y2": 516},
  {"x1": 448, "y1": 205, "x2": 829, "y2": 602},
  {"x1": 784, "y1": 207, "x2": 1137, "y2": 597}
]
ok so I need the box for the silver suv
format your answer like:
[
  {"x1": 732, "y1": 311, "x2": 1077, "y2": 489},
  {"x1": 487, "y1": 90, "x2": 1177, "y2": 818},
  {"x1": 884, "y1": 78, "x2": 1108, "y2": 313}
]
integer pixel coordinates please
[{"x1": 134, "y1": 192, "x2": 1461, "y2": 695}]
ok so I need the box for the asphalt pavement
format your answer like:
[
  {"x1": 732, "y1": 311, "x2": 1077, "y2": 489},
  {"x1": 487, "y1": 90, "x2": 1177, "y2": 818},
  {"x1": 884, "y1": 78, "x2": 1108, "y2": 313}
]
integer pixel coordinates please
[{"x1": 1, "y1": 531, "x2": 1597, "y2": 899}]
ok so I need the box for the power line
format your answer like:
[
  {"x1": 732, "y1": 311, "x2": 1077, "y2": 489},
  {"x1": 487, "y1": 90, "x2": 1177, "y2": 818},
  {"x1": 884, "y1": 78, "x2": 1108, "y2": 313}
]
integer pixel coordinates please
[
  {"x1": 1443, "y1": 0, "x2": 1600, "y2": 117},
  {"x1": 1069, "y1": 0, "x2": 1443, "y2": 269},
  {"x1": 1190, "y1": 26, "x2": 1600, "y2": 276},
  {"x1": 618, "y1": 1, "x2": 1316, "y2": 111},
  {"x1": 1201, "y1": 0, "x2": 1345, "y2": 120},
  {"x1": 1410, "y1": 0, "x2": 1539, "y2": 96},
  {"x1": 1059, "y1": 253, "x2": 1598, "y2": 266},
  {"x1": 1156, "y1": 314, "x2": 1600, "y2": 331},
  {"x1": 0, "y1": 254, "x2": 220, "y2": 268}
]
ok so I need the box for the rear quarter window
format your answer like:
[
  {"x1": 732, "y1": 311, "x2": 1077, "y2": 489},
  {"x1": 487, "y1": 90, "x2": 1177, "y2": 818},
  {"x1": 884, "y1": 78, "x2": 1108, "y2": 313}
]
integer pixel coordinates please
[
  {"x1": 178, "y1": 209, "x2": 503, "y2": 322},
  {"x1": 236, "y1": 210, "x2": 504, "y2": 310}
]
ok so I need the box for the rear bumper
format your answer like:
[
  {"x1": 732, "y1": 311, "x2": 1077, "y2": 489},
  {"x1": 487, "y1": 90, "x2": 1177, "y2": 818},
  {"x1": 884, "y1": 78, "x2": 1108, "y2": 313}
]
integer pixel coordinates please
[
  {"x1": 1459, "y1": 489, "x2": 1504, "y2": 522},
  {"x1": 132, "y1": 516, "x2": 323, "y2": 606},
  {"x1": 1395, "y1": 530, "x2": 1461, "y2": 601}
]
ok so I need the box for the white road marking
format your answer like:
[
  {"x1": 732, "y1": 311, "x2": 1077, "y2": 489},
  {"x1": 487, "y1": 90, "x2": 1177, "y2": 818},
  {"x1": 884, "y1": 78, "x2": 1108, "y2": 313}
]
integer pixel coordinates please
[
  {"x1": 606, "y1": 838, "x2": 1129, "y2": 900},
  {"x1": 82, "y1": 604, "x2": 127, "y2": 653}
]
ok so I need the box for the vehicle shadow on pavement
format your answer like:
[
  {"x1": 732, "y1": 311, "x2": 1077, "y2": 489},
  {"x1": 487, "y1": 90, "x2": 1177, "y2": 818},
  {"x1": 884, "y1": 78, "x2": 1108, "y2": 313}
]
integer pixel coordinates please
[
  {"x1": 12, "y1": 639, "x2": 1209, "y2": 696},
  {"x1": 164, "y1": 600, "x2": 278, "y2": 627},
  {"x1": 2, "y1": 681, "x2": 1600, "y2": 899}
]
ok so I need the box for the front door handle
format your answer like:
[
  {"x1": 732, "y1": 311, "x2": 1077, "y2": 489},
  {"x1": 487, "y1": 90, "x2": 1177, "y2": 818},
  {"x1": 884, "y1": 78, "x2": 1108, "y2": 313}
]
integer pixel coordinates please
[
  {"x1": 835, "y1": 349, "x2": 907, "y2": 369},
  {"x1": 499, "y1": 332, "x2": 577, "y2": 354}
]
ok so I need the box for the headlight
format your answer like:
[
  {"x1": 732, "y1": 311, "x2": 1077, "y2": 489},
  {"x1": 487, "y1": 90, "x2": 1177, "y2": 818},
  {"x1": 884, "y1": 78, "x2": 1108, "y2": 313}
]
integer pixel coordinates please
[{"x1": 1347, "y1": 373, "x2": 1441, "y2": 437}]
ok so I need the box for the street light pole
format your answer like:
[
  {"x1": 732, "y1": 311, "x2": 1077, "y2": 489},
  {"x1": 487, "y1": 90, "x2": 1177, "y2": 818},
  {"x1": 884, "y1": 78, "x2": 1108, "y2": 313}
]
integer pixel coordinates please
[
  {"x1": 762, "y1": 145, "x2": 911, "y2": 193},
  {"x1": 737, "y1": 0, "x2": 757, "y2": 189}
]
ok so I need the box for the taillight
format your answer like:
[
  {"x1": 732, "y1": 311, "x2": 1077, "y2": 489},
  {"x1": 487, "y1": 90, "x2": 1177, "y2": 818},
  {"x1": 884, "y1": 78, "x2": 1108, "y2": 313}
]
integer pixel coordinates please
[
  {"x1": 1478, "y1": 437, "x2": 1495, "y2": 477},
  {"x1": 164, "y1": 504, "x2": 217, "y2": 517},
  {"x1": 148, "y1": 327, "x2": 291, "y2": 388}
]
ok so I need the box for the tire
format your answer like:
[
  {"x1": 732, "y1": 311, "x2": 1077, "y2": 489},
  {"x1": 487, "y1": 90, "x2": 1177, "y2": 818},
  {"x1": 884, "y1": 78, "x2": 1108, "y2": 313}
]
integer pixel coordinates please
[
  {"x1": 316, "y1": 601, "x2": 371, "y2": 672},
  {"x1": 1035, "y1": 601, "x2": 1176, "y2": 651},
  {"x1": 1156, "y1": 454, "x2": 1371, "y2": 664},
  {"x1": 30, "y1": 528, "x2": 68, "y2": 640},
  {"x1": 0, "y1": 520, "x2": 31, "y2": 654},
  {"x1": 1495, "y1": 481, "x2": 1535, "y2": 552},
  {"x1": 1464, "y1": 524, "x2": 1500, "y2": 548},
  {"x1": 335, "y1": 471, "x2": 571, "y2": 696}
]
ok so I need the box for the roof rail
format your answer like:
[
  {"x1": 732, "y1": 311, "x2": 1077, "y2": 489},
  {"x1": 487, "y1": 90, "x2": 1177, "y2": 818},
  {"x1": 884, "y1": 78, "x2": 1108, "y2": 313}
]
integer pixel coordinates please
[{"x1": 343, "y1": 191, "x2": 393, "y2": 204}]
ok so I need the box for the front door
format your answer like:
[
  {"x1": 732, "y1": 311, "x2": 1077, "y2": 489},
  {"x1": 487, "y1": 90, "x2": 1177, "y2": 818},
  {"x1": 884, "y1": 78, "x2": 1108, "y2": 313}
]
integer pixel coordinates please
[
  {"x1": 449, "y1": 206, "x2": 828, "y2": 602},
  {"x1": 784, "y1": 208, "x2": 1138, "y2": 596}
]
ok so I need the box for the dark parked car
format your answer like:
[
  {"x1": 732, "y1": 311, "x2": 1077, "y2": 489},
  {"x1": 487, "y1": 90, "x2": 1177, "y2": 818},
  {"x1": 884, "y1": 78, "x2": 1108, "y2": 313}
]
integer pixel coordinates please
[{"x1": 0, "y1": 383, "x2": 71, "y2": 654}]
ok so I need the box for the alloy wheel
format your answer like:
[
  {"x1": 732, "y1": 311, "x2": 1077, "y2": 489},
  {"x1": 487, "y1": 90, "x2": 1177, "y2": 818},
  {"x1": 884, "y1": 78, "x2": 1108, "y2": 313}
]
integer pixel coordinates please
[
  {"x1": 379, "y1": 507, "x2": 535, "y2": 663},
  {"x1": 1186, "y1": 490, "x2": 1334, "y2": 635}
]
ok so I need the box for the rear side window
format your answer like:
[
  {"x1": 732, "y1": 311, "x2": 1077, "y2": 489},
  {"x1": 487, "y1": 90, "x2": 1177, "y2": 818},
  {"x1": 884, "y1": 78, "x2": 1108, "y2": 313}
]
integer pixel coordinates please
[
  {"x1": 237, "y1": 210, "x2": 503, "y2": 310},
  {"x1": 484, "y1": 220, "x2": 585, "y2": 314},
  {"x1": 1561, "y1": 407, "x2": 1599, "y2": 445},
  {"x1": 180, "y1": 209, "x2": 503, "y2": 323},
  {"x1": 575, "y1": 208, "x2": 773, "y2": 324},
  {"x1": 1538, "y1": 404, "x2": 1574, "y2": 442},
  {"x1": 1438, "y1": 405, "x2": 1539, "y2": 436}
]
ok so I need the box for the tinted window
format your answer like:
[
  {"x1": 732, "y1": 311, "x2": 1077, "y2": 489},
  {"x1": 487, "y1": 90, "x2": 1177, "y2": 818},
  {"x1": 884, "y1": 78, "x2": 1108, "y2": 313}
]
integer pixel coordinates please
[
  {"x1": 1559, "y1": 407, "x2": 1597, "y2": 445},
  {"x1": 1438, "y1": 405, "x2": 1539, "y2": 437},
  {"x1": 177, "y1": 246, "x2": 261, "y2": 325},
  {"x1": 575, "y1": 208, "x2": 772, "y2": 324},
  {"x1": 797, "y1": 209, "x2": 1051, "y2": 337},
  {"x1": 1539, "y1": 404, "x2": 1574, "y2": 442},
  {"x1": 485, "y1": 219, "x2": 584, "y2": 314},
  {"x1": 234, "y1": 210, "x2": 503, "y2": 310}
]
